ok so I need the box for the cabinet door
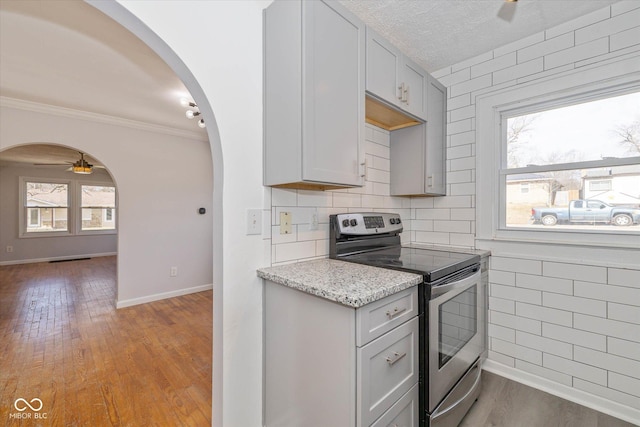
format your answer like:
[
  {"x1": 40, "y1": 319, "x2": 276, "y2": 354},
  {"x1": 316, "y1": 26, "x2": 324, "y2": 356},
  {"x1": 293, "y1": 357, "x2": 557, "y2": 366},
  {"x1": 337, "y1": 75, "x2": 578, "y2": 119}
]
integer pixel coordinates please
[
  {"x1": 365, "y1": 28, "x2": 402, "y2": 109},
  {"x1": 302, "y1": 0, "x2": 364, "y2": 186},
  {"x1": 425, "y1": 74, "x2": 446, "y2": 196},
  {"x1": 400, "y1": 57, "x2": 427, "y2": 120}
]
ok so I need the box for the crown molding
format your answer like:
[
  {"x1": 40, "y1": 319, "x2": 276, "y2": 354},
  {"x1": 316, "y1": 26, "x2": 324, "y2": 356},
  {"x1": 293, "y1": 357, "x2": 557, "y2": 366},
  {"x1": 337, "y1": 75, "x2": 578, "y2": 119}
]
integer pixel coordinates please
[{"x1": 0, "y1": 96, "x2": 209, "y2": 142}]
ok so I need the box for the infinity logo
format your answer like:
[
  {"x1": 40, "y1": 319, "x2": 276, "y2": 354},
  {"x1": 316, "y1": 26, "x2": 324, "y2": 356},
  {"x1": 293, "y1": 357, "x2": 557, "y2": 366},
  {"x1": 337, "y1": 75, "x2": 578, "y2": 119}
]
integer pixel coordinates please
[{"x1": 14, "y1": 398, "x2": 43, "y2": 412}]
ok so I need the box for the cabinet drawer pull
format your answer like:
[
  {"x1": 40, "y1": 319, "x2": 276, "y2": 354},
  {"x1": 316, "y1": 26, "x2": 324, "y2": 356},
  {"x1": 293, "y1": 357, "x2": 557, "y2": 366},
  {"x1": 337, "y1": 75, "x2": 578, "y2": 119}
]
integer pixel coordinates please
[
  {"x1": 385, "y1": 351, "x2": 406, "y2": 366},
  {"x1": 386, "y1": 306, "x2": 407, "y2": 319}
]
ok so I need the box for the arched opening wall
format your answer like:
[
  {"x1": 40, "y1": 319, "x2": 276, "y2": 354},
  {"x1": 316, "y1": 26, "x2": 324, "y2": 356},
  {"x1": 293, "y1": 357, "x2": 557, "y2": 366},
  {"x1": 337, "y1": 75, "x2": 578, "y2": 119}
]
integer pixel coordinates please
[{"x1": 88, "y1": 1, "x2": 272, "y2": 426}]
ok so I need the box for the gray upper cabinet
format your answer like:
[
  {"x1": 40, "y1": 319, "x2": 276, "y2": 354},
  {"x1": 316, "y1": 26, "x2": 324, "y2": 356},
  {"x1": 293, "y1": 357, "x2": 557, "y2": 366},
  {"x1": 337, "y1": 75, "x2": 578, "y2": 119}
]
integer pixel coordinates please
[
  {"x1": 264, "y1": 0, "x2": 365, "y2": 190},
  {"x1": 390, "y1": 75, "x2": 447, "y2": 197},
  {"x1": 366, "y1": 28, "x2": 427, "y2": 121}
]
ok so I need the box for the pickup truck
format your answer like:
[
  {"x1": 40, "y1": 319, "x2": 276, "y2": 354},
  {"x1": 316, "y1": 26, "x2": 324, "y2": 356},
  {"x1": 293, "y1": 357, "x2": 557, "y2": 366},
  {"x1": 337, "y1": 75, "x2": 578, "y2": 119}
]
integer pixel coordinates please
[{"x1": 531, "y1": 200, "x2": 640, "y2": 226}]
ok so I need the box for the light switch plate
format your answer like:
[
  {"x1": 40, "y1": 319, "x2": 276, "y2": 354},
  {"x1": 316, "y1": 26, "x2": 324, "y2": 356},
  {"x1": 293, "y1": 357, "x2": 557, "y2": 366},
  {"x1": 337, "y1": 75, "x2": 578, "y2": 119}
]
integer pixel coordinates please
[
  {"x1": 247, "y1": 209, "x2": 262, "y2": 235},
  {"x1": 280, "y1": 212, "x2": 292, "y2": 234}
]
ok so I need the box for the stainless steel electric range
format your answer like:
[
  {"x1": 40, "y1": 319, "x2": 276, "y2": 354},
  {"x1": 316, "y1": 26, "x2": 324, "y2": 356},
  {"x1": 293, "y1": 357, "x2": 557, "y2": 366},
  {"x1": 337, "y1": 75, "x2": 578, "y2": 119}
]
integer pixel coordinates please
[{"x1": 330, "y1": 212, "x2": 484, "y2": 427}]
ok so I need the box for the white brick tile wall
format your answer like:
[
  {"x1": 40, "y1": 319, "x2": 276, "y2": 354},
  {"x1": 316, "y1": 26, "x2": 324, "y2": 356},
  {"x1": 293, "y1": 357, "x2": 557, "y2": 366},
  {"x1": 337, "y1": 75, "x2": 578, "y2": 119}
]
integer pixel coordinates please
[
  {"x1": 516, "y1": 302, "x2": 572, "y2": 327},
  {"x1": 470, "y1": 52, "x2": 516, "y2": 78},
  {"x1": 543, "y1": 262, "x2": 607, "y2": 283},
  {"x1": 491, "y1": 256, "x2": 542, "y2": 275},
  {"x1": 608, "y1": 337, "x2": 640, "y2": 362},
  {"x1": 494, "y1": 32, "x2": 545, "y2": 57},
  {"x1": 489, "y1": 296, "x2": 515, "y2": 314},
  {"x1": 542, "y1": 293, "x2": 606, "y2": 317},
  {"x1": 608, "y1": 268, "x2": 640, "y2": 288},
  {"x1": 542, "y1": 323, "x2": 607, "y2": 351},
  {"x1": 574, "y1": 281, "x2": 640, "y2": 305},
  {"x1": 612, "y1": 1, "x2": 640, "y2": 16},
  {"x1": 447, "y1": 118, "x2": 473, "y2": 135},
  {"x1": 448, "y1": 93, "x2": 471, "y2": 110},
  {"x1": 545, "y1": 7, "x2": 610, "y2": 39},
  {"x1": 488, "y1": 350, "x2": 515, "y2": 367},
  {"x1": 451, "y1": 51, "x2": 493, "y2": 73},
  {"x1": 491, "y1": 311, "x2": 542, "y2": 335},
  {"x1": 490, "y1": 270, "x2": 516, "y2": 286},
  {"x1": 574, "y1": 313, "x2": 640, "y2": 342},
  {"x1": 493, "y1": 58, "x2": 544, "y2": 85},
  {"x1": 517, "y1": 33, "x2": 575, "y2": 64},
  {"x1": 516, "y1": 360, "x2": 573, "y2": 386},
  {"x1": 543, "y1": 353, "x2": 608, "y2": 386},
  {"x1": 449, "y1": 74, "x2": 492, "y2": 98},
  {"x1": 574, "y1": 378, "x2": 640, "y2": 410},
  {"x1": 575, "y1": 7, "x2": 640, "y2": 45},
  {"x1": 609, "y1": 372, "x2": 640, "y2": 399},
  {"x1": 607, "y1": 302, "x2": 640, "y2": 325},
  {"x1": 492, "y1": 338, "x2": 542, "y2": 365},
  {"x1": 544, "y1": 37, "x2": 609, "y2": 69},
  {"x1": 491, "y1": 284, "x2": 542, "y2": 305},
  {"x1": 515, "y1": 331, "x2": 573, "y2": 359},
  {"x1": 516, "y1": 273, "x2": 573, "y2": 295},
  {"x1": 489, "y1": 323, "x2": 515, "y2": 343},
  {"x1": 573, "y1": 346, "x2": 640, "y2": 380}
]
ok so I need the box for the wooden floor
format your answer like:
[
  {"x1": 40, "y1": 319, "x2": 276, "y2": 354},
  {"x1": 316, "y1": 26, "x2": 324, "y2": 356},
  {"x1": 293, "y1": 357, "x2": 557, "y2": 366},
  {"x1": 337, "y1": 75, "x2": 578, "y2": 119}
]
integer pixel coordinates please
[
  {"x1": 0, "y1": 257, "x2": 212, "y2": 426},
  {"x1": 461, "y1": 370, "x2": 635, "y2": 427}
]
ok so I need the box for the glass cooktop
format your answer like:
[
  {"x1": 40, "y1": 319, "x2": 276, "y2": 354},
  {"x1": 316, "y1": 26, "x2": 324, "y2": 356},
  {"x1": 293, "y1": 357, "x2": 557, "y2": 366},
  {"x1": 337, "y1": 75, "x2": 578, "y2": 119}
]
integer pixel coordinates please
[{"x1": 340, "y1": 246, "x2": 480, "y2": 283}]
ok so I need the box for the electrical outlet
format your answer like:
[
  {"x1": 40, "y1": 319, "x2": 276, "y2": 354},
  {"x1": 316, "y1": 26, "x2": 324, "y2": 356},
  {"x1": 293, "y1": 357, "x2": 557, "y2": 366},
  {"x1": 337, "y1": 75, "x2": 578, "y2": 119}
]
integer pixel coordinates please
[
  {"x1": 280, "y1": 212, "x2": 292, "y2": 234},
  {"x1": 247, "y1": 209, "x2": 262, "y2": 235},
  {"x1": 170, "y1": 266, "x2": 178, "y2": 277},
  {"x1": 6, "y1": 246, "x2": 13, "y2": 253}
]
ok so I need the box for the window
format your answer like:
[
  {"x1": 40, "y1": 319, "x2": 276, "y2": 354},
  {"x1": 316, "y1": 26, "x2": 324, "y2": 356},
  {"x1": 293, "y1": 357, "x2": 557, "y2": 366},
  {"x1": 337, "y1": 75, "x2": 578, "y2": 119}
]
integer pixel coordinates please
[
  {"x1": 80, "y1": 185, "x2": 116, "y2": 231},
  {"x1": 502, "y1": 91, "x2": 640, "y2": 233},
  {"x1": 20, "y1": 178, "x2": 117, "y2": 237},
  {"x1": 23, "y1": 181, "x2": 69, "y2": 233}
]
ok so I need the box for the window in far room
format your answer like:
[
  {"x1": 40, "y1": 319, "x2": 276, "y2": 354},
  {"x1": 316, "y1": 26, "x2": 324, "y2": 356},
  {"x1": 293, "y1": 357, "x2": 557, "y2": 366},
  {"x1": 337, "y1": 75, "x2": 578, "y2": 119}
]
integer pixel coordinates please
[
  {"x1": 80, "y1": 184, "x2": 116, "y2": 232},
  {"x1": 502, "y1": 90, "x2": 640, "y2": 233},
  {"x1": 24, "y1": 181, "x2": 70, "y2": 234}
]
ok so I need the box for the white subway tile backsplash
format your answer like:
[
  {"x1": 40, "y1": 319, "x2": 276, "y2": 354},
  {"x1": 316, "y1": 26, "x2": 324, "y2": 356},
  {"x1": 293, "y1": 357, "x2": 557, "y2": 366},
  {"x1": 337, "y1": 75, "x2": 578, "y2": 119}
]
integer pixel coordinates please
[
  {"x1": 433, "y1": 220, "x2": 470, "y2": 234},
  {"x1": 450, "y1": 208, "x2": 475, "y2": 221},
  {"x1": 447, "y1": 118, "x2": 473, "y2": 135},
  {"x1": 447, "y1": 170, "x2": 473, "y2": 185},
  {"x1": 449, "y1": 233, "x2": 475, "y2": 248},
  {"x1": 609, "y1": 372, "x2": 640, "y2": 399},
  {"x1": 491, "y1": 257, "x2": 542, "y2": 275},
  {"x1": 575, "y1": 281, "x2": 640, "y2": 305},
  {"x1": 271, "y1": 225, "x2": 298, "y2": 244},
  {"x1": 610, "y1": 26, "x2": 640, "y2": 52},
  {"x1": 450, "y1": 74, "x2": 493, "y2": 98},
  {"x1": 332, "y1": 192, "x2": 362, "y2": 208},
  {"x1": 449, "y1": 156, "x2": 476, "y2": 172},
  {"x1": 489, "y1": 324, "x2": 515, "y2": 343},
  {"x1": 450, "y1": 130, "x2": 475, "y2": 147},
  {"x1": 545, "y1": 7, "x2": 611, "y2": 39},
  {"x1": 608, "y1": 302, "x2": 640, "y2": 325},
  {"x1": 575, "y1": 7, "x2": 640, "y2": 45},
  {"x1": 489, "y1": 296, "x2": 516, "y2": 314},
  {"x1": 516, "y1": 273, "x2": 573, "y2": 295},
  {"x1": 543, "y1": 353, "x2": 608, "y2": 386},
  {"x1": 448, "y1": 93, "x2": 472, "y2": 110},
  {"x1": 372, "y1": 127, "x2": 390, "y2": 146},
  {"x1": 608, "y1": 337, "x2": 640, "y2": 362},
  {"x1": 574, "y1": 378, "x2": 640, "y2": 410},
  {"x1": 492, "y1": 337, "x2": 542, "y2": 365},
  {"x1": 470, "y1": 52, "x2": 516, "y2": 79},
  {"x1": 490, "y1": 270, "x2": 516, "y2": 286},
  {"x1": 274, "y1": 241, "x2": 316, "y2": 263},
  {"x1": 574, "y1": 313, "x2": 640, "y2": 343},
  {"x1": 544, "y1": 38, "x2": 609, "y2": 70},
  {"x1": 491, "y1": 311, "x2": 542, "y2": 335},
  {"x1": 516, "y1": 302, "x2": 573, "y2": 327},
  {"x1": 493, "y1": 58, "x2": 544, "y2": 85},
  {"x1": 608, "y1": 268, "x2": 640, "y2": 289},
  {"x1": 515, "y1": 331, "x2": 573, "y2": 359},
  {"x1": 612, "y1": 1, "x2": 640, "y2": 16},
  {"x1": 517, "y1": 33, "x2": 574, "y2": 63},
  {"x1": 574, "y1": 346, "x2": 640, "y2": 380},
  {"x1": 365, "y1": 140, "x2": 390, "y2": 159},
  {"x1": 488, "y1": 350, "x2": 515, "y2": 367},
  {"x1": 450, "y1": 105, "x2": 476, "y2": 122},
  {"x1": 361, "y1": 194, "x2": 385, "y2": 209},
  {"x1": 416, "y1": 208, "x2": 450, "y2": 220},
  {"x1": 515, "y1": 360, "x2": 573, "y2": 386},
  {"x1": 437, "y1": 67, "x2": 471, "y2": 87},
  {"x1": 433, "y1": 196, "x2": 473, "y2": 209},
  {"x1": 447, "y1": 144, "x2": 473, "y2": 159},
  {"x1": 272, "y1": 188, "x2": 297, "y2": 206},
  {"x1": 371, "y1": 156, "x2": 390, "y2": 171},
  {"x1": 494, "y1": 32, "x2": 545, "y2": 57},
  {"x1": 412, "y1": 220, "x2": 434, "y2": 232},
  {"x1": 297, "y1": 190, "x2": 332, "y2": 207},
  {"x1": 414, "y1": 231, "x2": 450, "y2": 245},
  {"x1": 542, "y1": 293, "x2": 606, "y2": 317},
  {"x1": 542, "y1": 323, "x2": 607, "y2": 351},
  {"x1": 543, "y1": 262, "x2": 607, "y2": 283},
  {"x1": 449, "y1": 182, "x2": 476, "y2": 196}
]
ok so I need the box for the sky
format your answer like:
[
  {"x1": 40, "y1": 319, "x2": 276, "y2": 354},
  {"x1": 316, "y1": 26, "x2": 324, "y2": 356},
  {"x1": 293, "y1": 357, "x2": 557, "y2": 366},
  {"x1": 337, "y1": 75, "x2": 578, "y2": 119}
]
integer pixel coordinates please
[{"x1": 508, "y1": 91, "x2": 640, "y2": 167}]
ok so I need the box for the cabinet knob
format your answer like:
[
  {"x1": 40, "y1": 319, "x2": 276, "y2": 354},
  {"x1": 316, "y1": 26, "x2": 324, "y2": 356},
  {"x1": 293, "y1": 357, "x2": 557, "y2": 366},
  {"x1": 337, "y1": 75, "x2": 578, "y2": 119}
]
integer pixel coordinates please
[
  {"x1": 397, "y1": 83, "x2": 404, "y2": 101},
  {"x1": 360, "y1": 160, "x2": 367, "y2": 179}
]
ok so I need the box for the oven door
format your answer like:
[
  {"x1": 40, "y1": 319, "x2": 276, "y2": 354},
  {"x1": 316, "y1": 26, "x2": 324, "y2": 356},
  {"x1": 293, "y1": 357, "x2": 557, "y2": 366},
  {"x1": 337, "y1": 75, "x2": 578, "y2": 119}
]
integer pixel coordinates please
[{"x1": 428, "y1": 267, "x2": 482, "y2": 412}]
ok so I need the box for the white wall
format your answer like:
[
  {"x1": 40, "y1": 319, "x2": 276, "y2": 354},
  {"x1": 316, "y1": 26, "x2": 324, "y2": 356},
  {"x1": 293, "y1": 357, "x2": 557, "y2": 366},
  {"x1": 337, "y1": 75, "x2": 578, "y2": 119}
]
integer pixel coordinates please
[
  {"x1": 429, "y1": 2, "x2": 640, "y2": 423},
  {"x1": 0, "y1": 104, "x2": 214, "y2": 307},
  {"x1": 0, "y1": 161, "x2": 117, "y2": 264}
]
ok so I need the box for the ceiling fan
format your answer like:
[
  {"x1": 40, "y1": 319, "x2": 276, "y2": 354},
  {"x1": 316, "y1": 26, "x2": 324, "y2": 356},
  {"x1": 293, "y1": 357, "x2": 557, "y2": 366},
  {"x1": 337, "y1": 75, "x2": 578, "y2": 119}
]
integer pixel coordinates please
[
  {"x1": 498, "y1": 0, "x2": 518, "y2": 22},
  {"x1": 34, "y1": 151, "x2": 104, "y2": 174}
]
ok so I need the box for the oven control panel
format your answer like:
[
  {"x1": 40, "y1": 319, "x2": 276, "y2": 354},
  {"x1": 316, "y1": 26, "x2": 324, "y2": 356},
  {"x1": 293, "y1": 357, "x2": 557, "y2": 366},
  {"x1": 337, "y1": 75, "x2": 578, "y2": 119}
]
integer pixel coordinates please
[{"x1": 333, "y1": 212, "x2": 403, "y2": 235}]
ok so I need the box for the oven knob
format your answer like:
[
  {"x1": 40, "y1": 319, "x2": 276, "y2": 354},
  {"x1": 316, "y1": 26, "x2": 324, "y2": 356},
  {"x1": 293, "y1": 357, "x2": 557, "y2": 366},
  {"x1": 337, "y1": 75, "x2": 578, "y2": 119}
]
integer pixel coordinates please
[
  {"x1": 389, "y1": 218, "x2": 396, "y2": 224},
  {"x1": 342, "y1": 219, "x2": 350, "y2": 227},
  {"x1": 396, "y1": 217, "x2": 401, "y2": 224},
  {"x1": 350, "y1": 219, "x2": 358, "y2": 227}
]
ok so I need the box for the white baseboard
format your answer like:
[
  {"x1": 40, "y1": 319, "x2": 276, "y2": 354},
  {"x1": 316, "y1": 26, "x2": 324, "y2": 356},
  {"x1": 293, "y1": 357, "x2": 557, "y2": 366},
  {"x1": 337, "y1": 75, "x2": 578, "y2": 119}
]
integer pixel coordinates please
[
  {"x1": 0, "y1": 252, "x2": 117, "y2": 266},
  {"x1": 116, "y1": 283, "x2": 213, "y2": 308},
  {"x1": 483, "y1": 359, "x2": 640, "y2": 425}
]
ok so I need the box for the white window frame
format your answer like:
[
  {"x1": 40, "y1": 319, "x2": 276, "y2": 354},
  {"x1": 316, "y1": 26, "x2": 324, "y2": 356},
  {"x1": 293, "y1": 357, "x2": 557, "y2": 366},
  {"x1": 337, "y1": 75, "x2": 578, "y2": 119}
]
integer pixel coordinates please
[
  {"x1": 19, "y1": 177, "x2": 72, "y2": 238},
  {"x1": 77, "y1": 181, "x2": 117, "y2": 235},
  {"x1": 476, "y1": 60, "x2": 640, "y2": 262}
]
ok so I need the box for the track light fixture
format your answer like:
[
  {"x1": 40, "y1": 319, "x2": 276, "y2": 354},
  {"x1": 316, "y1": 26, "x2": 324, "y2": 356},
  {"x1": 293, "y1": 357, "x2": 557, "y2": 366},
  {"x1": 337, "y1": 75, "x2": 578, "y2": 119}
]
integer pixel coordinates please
[{"x1": 180, "y1": 98, "x2": 206, "y2": 128}]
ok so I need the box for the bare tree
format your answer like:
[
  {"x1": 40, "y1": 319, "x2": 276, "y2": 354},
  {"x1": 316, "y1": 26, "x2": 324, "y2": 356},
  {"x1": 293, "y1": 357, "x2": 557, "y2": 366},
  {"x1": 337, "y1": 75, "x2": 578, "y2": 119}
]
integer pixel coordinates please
[
  {"x1": 507, "y1": 114, "x2": 538, "y2": 168},
  {"x1": 613, "y1": 118, "x2": 640, "y2": 155}
]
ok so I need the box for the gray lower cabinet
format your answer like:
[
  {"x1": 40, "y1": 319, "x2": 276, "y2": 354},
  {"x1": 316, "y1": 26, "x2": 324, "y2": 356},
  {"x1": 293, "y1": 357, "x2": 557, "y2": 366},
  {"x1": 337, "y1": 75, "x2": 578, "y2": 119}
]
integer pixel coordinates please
[
  {"x1": 264, "y1": 282, "x2": 419, "y2": 427},
  {"x1": 263, "y1": 0, "x2": 365, "y2": 190},
  {"x1": 390, "y1": 74, "x2": 447, "y2": 196}
]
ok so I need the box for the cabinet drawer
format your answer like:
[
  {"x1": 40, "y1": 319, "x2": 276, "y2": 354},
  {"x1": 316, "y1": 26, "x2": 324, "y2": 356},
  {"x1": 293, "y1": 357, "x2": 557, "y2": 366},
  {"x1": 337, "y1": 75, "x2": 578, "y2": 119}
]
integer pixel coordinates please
[
  {"x1": 356, "y1": 287, "x2": 418, "y2": 346},
  {"x1": 357, "y1": 317, "x2": 419, "y2": 427},
  {"x1": 370, "y1": 383, "x2": 419, "y2": 427}
]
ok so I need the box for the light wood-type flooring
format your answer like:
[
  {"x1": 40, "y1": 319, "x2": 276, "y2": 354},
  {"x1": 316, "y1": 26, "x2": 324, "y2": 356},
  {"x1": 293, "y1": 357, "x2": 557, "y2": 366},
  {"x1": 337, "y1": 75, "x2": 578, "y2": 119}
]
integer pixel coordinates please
[
  {"x1": 0, "y1": 256, "x2": 212, "y2": 426},
  {"x1": 460, "y1": 370, "x2": 636, "y2": 427}
]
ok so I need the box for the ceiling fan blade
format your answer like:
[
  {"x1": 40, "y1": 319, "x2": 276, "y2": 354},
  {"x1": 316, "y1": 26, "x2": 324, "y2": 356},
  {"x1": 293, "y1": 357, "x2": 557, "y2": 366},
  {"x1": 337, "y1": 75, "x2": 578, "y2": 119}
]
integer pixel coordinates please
[
  {"x1": 497, "y1": 1, "x2": 517, "y2": 22},
  {"x1": 33, "y1": 162, "x2": 72, "y2": 166}
]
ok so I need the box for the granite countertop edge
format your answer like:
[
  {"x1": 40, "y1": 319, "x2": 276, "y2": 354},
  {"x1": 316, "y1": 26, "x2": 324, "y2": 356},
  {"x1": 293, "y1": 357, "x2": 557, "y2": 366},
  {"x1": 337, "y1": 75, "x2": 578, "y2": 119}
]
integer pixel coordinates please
[{"x1": 257, "y1": 259, "x2": 423, "y2": 308}]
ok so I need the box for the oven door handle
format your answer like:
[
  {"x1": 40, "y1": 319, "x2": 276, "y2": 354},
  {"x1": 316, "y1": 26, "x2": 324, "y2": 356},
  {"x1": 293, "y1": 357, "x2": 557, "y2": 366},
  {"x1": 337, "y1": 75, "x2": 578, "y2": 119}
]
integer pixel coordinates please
[{"x1": 430, "y1": 268, "x2": 480, "y2": 299}]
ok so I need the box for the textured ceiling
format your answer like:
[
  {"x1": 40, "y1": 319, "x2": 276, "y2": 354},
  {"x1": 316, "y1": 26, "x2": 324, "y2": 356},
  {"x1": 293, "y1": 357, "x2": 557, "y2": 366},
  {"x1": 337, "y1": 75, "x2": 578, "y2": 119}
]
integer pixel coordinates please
[{"x1": 339, "y1": 0, "x2": 620, "y2": 72}]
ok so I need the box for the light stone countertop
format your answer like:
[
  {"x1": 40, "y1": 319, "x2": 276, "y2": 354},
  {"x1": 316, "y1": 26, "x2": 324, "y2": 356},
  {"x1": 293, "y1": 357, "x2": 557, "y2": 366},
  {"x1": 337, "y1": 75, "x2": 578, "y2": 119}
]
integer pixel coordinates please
[{"x1": 257, "y1": 258, "x2": 423, "y2": 308}]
